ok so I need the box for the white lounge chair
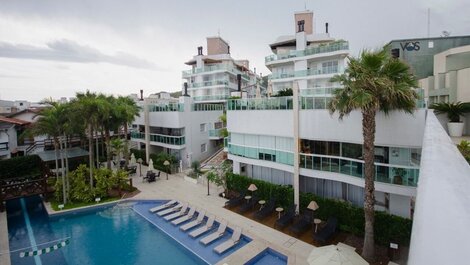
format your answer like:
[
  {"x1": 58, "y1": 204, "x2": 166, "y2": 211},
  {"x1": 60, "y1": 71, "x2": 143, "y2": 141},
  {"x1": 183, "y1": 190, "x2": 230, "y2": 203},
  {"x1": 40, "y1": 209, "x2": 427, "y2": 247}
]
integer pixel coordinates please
[
  {"x1": 180, "y1": 210, "x2": 206, "y2": 231},
  {"x1": 213, "y1": 227, "x2": 242, "y2": 254},
  {"x1": 164, "y1": 204, "x2": 189, "y2": 221},
  {"x1": 149, "y1": 200, "x2": 177, "y2": 213},
  {"x1": 156, "y1": 203, "x2": 183, "y2": 216},
  {"x1": 200, "y1": 221, "x2": 227, "y2": 245},
  {"x1": 172, "y1": 207, "x2": 196, "y2": 225},
  {"x1": 189, "y1": 215, "x2": 215, "y2": 238}
]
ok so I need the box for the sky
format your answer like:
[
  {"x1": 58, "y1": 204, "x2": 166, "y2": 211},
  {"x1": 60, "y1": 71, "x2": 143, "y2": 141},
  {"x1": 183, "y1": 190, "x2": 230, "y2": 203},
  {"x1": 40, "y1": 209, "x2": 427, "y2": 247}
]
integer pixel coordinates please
[{"x1": 0, "y1": 0, "x2": 469, "y2": 102}]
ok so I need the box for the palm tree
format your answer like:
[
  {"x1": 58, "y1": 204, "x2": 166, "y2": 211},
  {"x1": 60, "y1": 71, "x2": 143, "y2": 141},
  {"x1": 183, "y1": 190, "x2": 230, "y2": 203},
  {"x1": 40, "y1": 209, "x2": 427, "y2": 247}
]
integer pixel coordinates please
[
  {"x1": 28, "y1": 102, "x2": 67, "y2": 204},
  {"x1": 74, "y1": 91, "x2": 101, "y2": 187},
  {"x1": 115, "y1": 96, "x2": 141, "y2": 167},
  {"x1": 328, "y1": 49, "x2": 418, "y2": 261}
]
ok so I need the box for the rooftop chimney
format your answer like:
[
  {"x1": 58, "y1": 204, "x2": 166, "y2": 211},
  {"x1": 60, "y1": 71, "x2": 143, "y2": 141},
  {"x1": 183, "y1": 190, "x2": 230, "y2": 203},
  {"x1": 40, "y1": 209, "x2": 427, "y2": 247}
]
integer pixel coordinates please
[
  {"x1": 325, "y1": 23, "x2": 329, "y2": 34},
  {"x1": 197, "y1": 46, "x2": 203, "y2": 55},
  {"x1": 140, "y1": 89, "x2": 143, "y2": 101}
]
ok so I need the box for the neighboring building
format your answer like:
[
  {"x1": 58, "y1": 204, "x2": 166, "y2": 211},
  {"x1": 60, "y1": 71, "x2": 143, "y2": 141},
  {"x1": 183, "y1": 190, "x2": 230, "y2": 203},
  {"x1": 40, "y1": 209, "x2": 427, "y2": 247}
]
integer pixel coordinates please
[
  {"x1": 0, "y1": 116, "x2": 31, "y2": 159},
  {"x1": 226, "y1": 11, "x2": 425, "y2": 218},
  {"x1": 0, "y1": 100, "x2": 16, "y2": 114},
  {"x1": 182, "y1": 36, "x2": 263, "y2": 102},
  {"x1": 265, "y1": 10, "x2": 349, "y2": 99},
  {"x1": 419, "y1": 45, "x2": 470, "y2": 104},
  {"x1": 387, "y1": 35, "x2": 470, "y2": 79},
  {"x1": 131, "y1": 95, "x2": 224, "y2": 169}
]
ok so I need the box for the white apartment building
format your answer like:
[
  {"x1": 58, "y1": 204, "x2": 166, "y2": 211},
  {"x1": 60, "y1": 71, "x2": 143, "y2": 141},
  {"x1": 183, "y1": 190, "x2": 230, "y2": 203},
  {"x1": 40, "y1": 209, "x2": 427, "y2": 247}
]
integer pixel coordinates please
[
  {"x1": 182, "y1": 37, "x2": 261, "y2": 102},
  {"x1": 226, "y1": 11, "x2": 424, "y2": 218}
]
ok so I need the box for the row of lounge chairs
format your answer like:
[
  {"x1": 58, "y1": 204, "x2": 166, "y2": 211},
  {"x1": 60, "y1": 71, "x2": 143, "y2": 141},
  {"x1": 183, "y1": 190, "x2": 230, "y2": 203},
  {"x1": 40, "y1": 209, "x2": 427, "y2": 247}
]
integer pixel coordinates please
[
  {"x1": 148, "y1": 200, "x2": 243, "y2": 254},
  {"x1": 225, "y1": 192, "x2": 338, "y2": 245}
]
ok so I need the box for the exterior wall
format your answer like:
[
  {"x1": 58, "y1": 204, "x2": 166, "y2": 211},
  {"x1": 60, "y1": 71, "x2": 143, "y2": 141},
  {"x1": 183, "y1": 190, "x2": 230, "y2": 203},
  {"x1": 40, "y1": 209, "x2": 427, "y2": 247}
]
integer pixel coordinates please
[
  {"x1": 457, "y1": 67, "x2": 470, "y2": 102},
  {"x1": 294, "y1": 11, "x2": 313, "y2": 34},
  {"x1": 229, "y1": 109, "x2": 425, "y2": 148},
  {"x1": 207, "y1": 37, "x2": 229, "y2": 55},
  {"x1": 389, "y1": 194, "x2": 411, "y2": 218}
]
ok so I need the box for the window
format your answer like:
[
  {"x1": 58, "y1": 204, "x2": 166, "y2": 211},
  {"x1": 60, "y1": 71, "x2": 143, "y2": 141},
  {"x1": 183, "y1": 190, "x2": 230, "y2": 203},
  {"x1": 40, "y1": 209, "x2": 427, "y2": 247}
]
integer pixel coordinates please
[
  {"x1": 200, "y1": 123, "x2": 206, "y2": 132},
  {"x1": 201, "y1": 143, "x2": 207, "y2": 153}
]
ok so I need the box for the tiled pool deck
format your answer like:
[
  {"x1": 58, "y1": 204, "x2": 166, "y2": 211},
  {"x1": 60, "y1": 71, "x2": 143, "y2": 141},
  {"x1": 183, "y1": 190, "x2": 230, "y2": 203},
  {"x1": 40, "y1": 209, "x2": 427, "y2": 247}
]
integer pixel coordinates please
[{"x1": 1, "y1": 167, "x2": 315, "y2": 265}]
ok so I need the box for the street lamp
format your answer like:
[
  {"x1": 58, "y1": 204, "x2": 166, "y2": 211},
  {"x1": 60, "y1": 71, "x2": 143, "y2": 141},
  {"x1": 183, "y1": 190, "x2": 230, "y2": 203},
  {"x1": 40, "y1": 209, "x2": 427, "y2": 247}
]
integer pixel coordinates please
[
  {"x1": 163, "y1": 160, "x2": 170, "y2": 180},
  {"x1": 137, "y1": 158, "x2": 143, "y2": 178}
]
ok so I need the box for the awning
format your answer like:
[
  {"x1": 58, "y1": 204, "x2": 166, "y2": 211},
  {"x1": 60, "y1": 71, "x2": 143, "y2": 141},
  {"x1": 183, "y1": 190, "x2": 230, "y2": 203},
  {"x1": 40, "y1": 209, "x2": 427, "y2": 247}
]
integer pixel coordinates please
[{"x1": 37, "y1": 147, "x2": 89, "y2": 162}]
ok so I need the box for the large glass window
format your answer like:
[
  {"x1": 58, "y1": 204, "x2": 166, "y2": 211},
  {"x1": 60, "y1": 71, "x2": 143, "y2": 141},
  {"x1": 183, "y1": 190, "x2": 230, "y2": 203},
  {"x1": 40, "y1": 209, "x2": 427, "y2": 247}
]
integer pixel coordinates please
[{"x1": 342, "y1": 143, "x2": 362, "y2": 159}]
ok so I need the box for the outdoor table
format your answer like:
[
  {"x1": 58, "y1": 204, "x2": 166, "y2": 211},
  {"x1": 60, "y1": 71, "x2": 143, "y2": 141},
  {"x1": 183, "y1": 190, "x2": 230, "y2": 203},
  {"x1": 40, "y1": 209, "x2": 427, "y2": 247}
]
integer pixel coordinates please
[
  {"x1": 244, "y1": 195, "x2": 252, "y2": 202},
  {"x1": 314, "y1": 218, "x2": 322, "y2": 233},
  {"x1": 258, "y1": 200, "x2": 266, "y2": 210},
  {"x1": 275, "y1": 207, "x2": 284, "y2": 219}
]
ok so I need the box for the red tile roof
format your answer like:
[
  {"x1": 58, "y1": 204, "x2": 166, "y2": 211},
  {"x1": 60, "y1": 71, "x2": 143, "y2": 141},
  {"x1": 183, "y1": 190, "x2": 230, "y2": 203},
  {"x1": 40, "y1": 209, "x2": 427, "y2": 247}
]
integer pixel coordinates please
[{"x1": 0, "y1": 116, "x2": 31, "y2": 125}]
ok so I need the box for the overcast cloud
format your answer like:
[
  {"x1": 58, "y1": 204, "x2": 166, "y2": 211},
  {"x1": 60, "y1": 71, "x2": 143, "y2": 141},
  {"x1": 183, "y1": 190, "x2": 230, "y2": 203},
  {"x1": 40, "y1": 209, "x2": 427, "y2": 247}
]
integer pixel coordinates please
[{"x1": 0, "y1": 0, "x2": 468, "y2": 101}]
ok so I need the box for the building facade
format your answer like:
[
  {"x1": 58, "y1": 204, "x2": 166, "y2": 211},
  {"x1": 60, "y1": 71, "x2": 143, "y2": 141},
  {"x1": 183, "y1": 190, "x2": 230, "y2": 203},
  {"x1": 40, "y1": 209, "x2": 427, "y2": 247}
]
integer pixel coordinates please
[{"x1": 226, "y1": 11, "x2": 425, "y2": 218}]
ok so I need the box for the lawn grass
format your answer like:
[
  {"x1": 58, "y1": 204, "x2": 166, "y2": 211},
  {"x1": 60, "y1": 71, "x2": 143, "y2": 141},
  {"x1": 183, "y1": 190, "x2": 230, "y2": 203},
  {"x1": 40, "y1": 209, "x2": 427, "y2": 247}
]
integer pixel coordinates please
[{"x1": 50, "y1": 197, "x2": 120, "y2": 211}]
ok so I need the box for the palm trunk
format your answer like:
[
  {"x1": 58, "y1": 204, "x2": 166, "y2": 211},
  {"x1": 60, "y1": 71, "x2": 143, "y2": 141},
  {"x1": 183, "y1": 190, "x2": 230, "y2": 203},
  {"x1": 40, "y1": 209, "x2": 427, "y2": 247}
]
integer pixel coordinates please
[
  {"x1": 53, "y1": 140, "x2": 60, "y2": 195},
  {"x1": 58, "y1": 137, "x2": 67, "y2": 204},
  {"x1": 64, "y1": 134, "x2": 70, "y2": 198},
  {"x1": 124, "y1": 123, "x2": 129, "y2": 168},
  {"x1": 88, "y1": 124, "x2": 94, "y2": 187},
  {"x1": 361, "y1": 108, "x2": 376, "y2": 261},
  {"x1": 105, "y1": 130, "x2": 112, "y2": 169},
  {"x1": 96, "y1": 131, "x2": 100, "y2": 168}
]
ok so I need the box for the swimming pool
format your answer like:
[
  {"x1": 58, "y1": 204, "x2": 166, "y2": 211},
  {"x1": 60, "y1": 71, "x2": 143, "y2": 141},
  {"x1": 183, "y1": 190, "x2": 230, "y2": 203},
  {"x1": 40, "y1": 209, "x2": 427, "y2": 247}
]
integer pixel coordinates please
[
  {"x1": 244, "y1": 248, "x2": 288, "y2": 265},
  {"x1": 6, "y1": 197, "x2": 250, "y2": 265}
]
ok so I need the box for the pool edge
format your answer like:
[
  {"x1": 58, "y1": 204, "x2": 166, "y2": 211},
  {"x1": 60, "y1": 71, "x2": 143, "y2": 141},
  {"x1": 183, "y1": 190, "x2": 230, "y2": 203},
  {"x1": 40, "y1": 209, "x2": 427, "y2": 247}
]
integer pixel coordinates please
[{"x1": 0, "y1": 210, "x2": 12, "y2": 265}]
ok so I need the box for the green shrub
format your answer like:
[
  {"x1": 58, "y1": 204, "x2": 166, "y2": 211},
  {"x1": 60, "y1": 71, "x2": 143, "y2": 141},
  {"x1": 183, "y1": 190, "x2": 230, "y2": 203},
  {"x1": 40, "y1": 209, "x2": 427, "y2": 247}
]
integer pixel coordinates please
[
  {"x1": 226, "y1": 173, "x2": 412, "y2": 245},
  {"x1": 0, "y1": 155, "x2": 42, "y2": 179},
  {"x1": 149, "y1": 152, "x2": 177, "y2": 173},
  {"x1": 457, "y1": 140, "x2": 470, "y2": 164},
  {"x1": 130, "y1": 148, "x2": 146, "y2": 163}
]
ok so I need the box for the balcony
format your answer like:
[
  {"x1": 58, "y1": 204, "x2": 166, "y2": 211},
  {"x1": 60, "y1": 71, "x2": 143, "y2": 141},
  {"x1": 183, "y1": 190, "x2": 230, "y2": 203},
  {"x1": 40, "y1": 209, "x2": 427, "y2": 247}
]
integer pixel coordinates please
[
  {"x1": 265, "y1": 41, "x2": 349, "y2": 63},
  {"x1": 209, "y1": 128, "x2": 224, "y2": 139},
  {"x1": 130, "y1": 132, "x2": 186, "y2": 146},
  {"x1": 193, "y1": 95, "x2": 230, "y2": 102},
  {"x1": 148, "y1": 103, "x2": 184, "y2": 112},
  {"x1": 228, "y1": 97, "x2": 293, "y2": 111},
  {"x1": 300, "y1": 87, "x2": 341, "y2": 97},
  {"x1": 300, "y1": 154, "x2": 419, "y2": 187},
  {"x1": 191, "y1": 103, "x2": 224, "y2": 111},
  {"x1": 187, "y1": 78, "x2": 231, "y2": 89},
  {"x1": 228, "y1": 143, "x2": 294, "y2": 166},
  {"x1": 182, "y1": 65, "x2": 250, "y2": 80},
  {"x1": 270, "y1": 66, "x2": 342, "y2": 80}
]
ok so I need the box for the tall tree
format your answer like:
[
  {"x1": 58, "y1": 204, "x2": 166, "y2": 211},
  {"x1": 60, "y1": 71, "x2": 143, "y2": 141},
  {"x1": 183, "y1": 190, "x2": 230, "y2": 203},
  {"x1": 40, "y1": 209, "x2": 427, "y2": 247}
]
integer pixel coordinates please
[
  {"x1": 74, "y1": 91, "x2": 101, "y2": 187},
  {"x1": 328, "y1": 49, "x2": 418, "y2": 261},
  {"x1": 115, "y1": 96, "x2": 141, "y2": 167}
]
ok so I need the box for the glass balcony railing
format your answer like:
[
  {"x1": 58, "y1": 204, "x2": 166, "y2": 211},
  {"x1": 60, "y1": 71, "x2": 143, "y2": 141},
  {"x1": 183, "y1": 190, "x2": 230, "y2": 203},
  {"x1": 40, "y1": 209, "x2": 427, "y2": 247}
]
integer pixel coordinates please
[
  {"x1": 224, "y1": 137, "x2": 229, "y2": 148},
  {"x1": 265, "y1": 41, "x2": 349, "y2": 63},
  {"x1": 148, "y1": 103, "x2": 184, "y2": 112},
  {"x1": 270, "y1": 67, "x2": 341, "y2": 80},
  {"x1": 300, "y1": 97, "x2": 332, "y2": 110},
  {"x1": 187, "y1": 79, "x2": 231, "y2": 88},
  {"x1": 182, "y1": 65, "x2": 250, "y2": 80},
  {"x1": 300, "y1": 87, "x2": 341, "y2": 96},
  {"x1": 130, "y1": 132, "x2": 185, "y2": 146},
  {"x1": 193, "y1": 95, "x2": 230, "y2": 101},
  {"x1": 228, "y1": 143, "x2": 294, "y2": 166},
  {"x1": 209, "y1": 128, "x2": 223, "y2": 138},
  {"x1": 228, "y1": 96, "x2": 293, "y2": 110},
  {"x1": 300, "y1": 154, "x2": 419, "y2": 187}
]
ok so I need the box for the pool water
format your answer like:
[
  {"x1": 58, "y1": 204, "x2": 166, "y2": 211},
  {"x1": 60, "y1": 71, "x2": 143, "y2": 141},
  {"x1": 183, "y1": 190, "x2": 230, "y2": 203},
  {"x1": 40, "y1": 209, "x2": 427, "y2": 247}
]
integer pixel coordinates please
[
  {"x1": 244, "y1": 248, "x2": 288, "y2": 265},
  {"x1": 6, "y1": 197, "x2": 249, "y2": 265}
]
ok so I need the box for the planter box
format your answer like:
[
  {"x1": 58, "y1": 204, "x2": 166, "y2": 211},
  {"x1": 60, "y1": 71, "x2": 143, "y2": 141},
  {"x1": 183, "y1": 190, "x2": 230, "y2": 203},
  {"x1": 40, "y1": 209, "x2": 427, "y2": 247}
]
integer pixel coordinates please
[
  {"x1": 184, "y1": 175, "x2": 198, "y2": 184},
  {"x1": 448, "y1": 122, "x2": 464, "y2": 137}
]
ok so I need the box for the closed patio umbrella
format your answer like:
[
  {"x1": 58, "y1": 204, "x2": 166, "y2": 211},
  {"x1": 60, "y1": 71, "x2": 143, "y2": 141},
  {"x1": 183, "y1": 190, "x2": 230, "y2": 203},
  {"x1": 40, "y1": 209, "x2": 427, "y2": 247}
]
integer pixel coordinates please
[
  {"x1": 308, "y1": 243, "x2": 368, "y2": 265},
  {"x1": 148, "y1": 159, "x2": 155, "y2": 172},
  {"x1": 130, "y1": 153, "x2": 136, "y2": 165}
]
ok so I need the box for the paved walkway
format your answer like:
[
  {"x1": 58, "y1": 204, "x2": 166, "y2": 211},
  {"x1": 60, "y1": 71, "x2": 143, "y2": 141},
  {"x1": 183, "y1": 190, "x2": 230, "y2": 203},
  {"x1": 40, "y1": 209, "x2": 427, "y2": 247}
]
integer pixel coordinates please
[
  {"x1": 130, "y1": 168, "x2": 314, "y2": 265},
  {"x1": 0, "y1": 211, "x2": 11, "y2": 265}
]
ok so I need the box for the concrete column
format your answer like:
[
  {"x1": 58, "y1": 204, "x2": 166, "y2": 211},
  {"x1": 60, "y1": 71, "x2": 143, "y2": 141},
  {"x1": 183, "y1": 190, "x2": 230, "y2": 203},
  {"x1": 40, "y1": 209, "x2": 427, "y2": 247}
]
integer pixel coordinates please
[
  {"x1": 293, "y1": 82, "x2": 300, "y2": 213},
  {"x1": 233, "y1": 160, "x2": 241, "y2": 174},
  {"x1": 144, "y1": 99, "x2": 150, "y2": 163}
]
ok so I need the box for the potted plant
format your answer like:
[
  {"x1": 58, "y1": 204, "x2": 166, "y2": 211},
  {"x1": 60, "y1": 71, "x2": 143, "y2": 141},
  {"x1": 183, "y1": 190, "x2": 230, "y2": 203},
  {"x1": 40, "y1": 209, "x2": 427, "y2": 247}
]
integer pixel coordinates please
[{"x1": 430, "y1": 102, "x2": 470, "y2": 137}]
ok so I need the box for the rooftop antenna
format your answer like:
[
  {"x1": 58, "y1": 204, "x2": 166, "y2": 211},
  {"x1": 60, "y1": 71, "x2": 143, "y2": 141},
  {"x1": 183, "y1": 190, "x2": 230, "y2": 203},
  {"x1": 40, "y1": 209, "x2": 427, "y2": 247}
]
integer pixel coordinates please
[
  {"x1": 304, "y1": 2, "x2": 307, "y2": 10},
  {"x1": 217, "y1": 28, "x2": 220, "y2": 37},
  {"x1": 427, "y1": 8, "x2": 430, "y2": 37}
]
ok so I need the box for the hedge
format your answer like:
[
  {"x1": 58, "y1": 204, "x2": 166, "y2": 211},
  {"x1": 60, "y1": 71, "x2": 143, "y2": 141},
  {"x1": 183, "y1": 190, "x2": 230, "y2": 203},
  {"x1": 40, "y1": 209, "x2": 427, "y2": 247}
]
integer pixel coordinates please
[
  {"x1": 130, "y1": 149, "x2": 178, "y2": 173},
  {"x1": 0, "y1": 155, "x2": 43, "y2": 179},
  {"x1": 227, "y1": 173, "x2": 412, "y2": 245}
]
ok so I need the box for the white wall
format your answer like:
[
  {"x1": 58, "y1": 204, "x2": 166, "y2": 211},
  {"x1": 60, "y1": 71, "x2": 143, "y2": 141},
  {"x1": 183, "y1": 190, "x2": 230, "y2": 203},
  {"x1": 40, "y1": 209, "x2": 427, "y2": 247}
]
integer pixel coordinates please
[
  {"x1": 228, "y1": 109, "x2": 426, "y2": 148},
  {"x1": 389, "y1": 194, "x2": 411, "y2": 218}
]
